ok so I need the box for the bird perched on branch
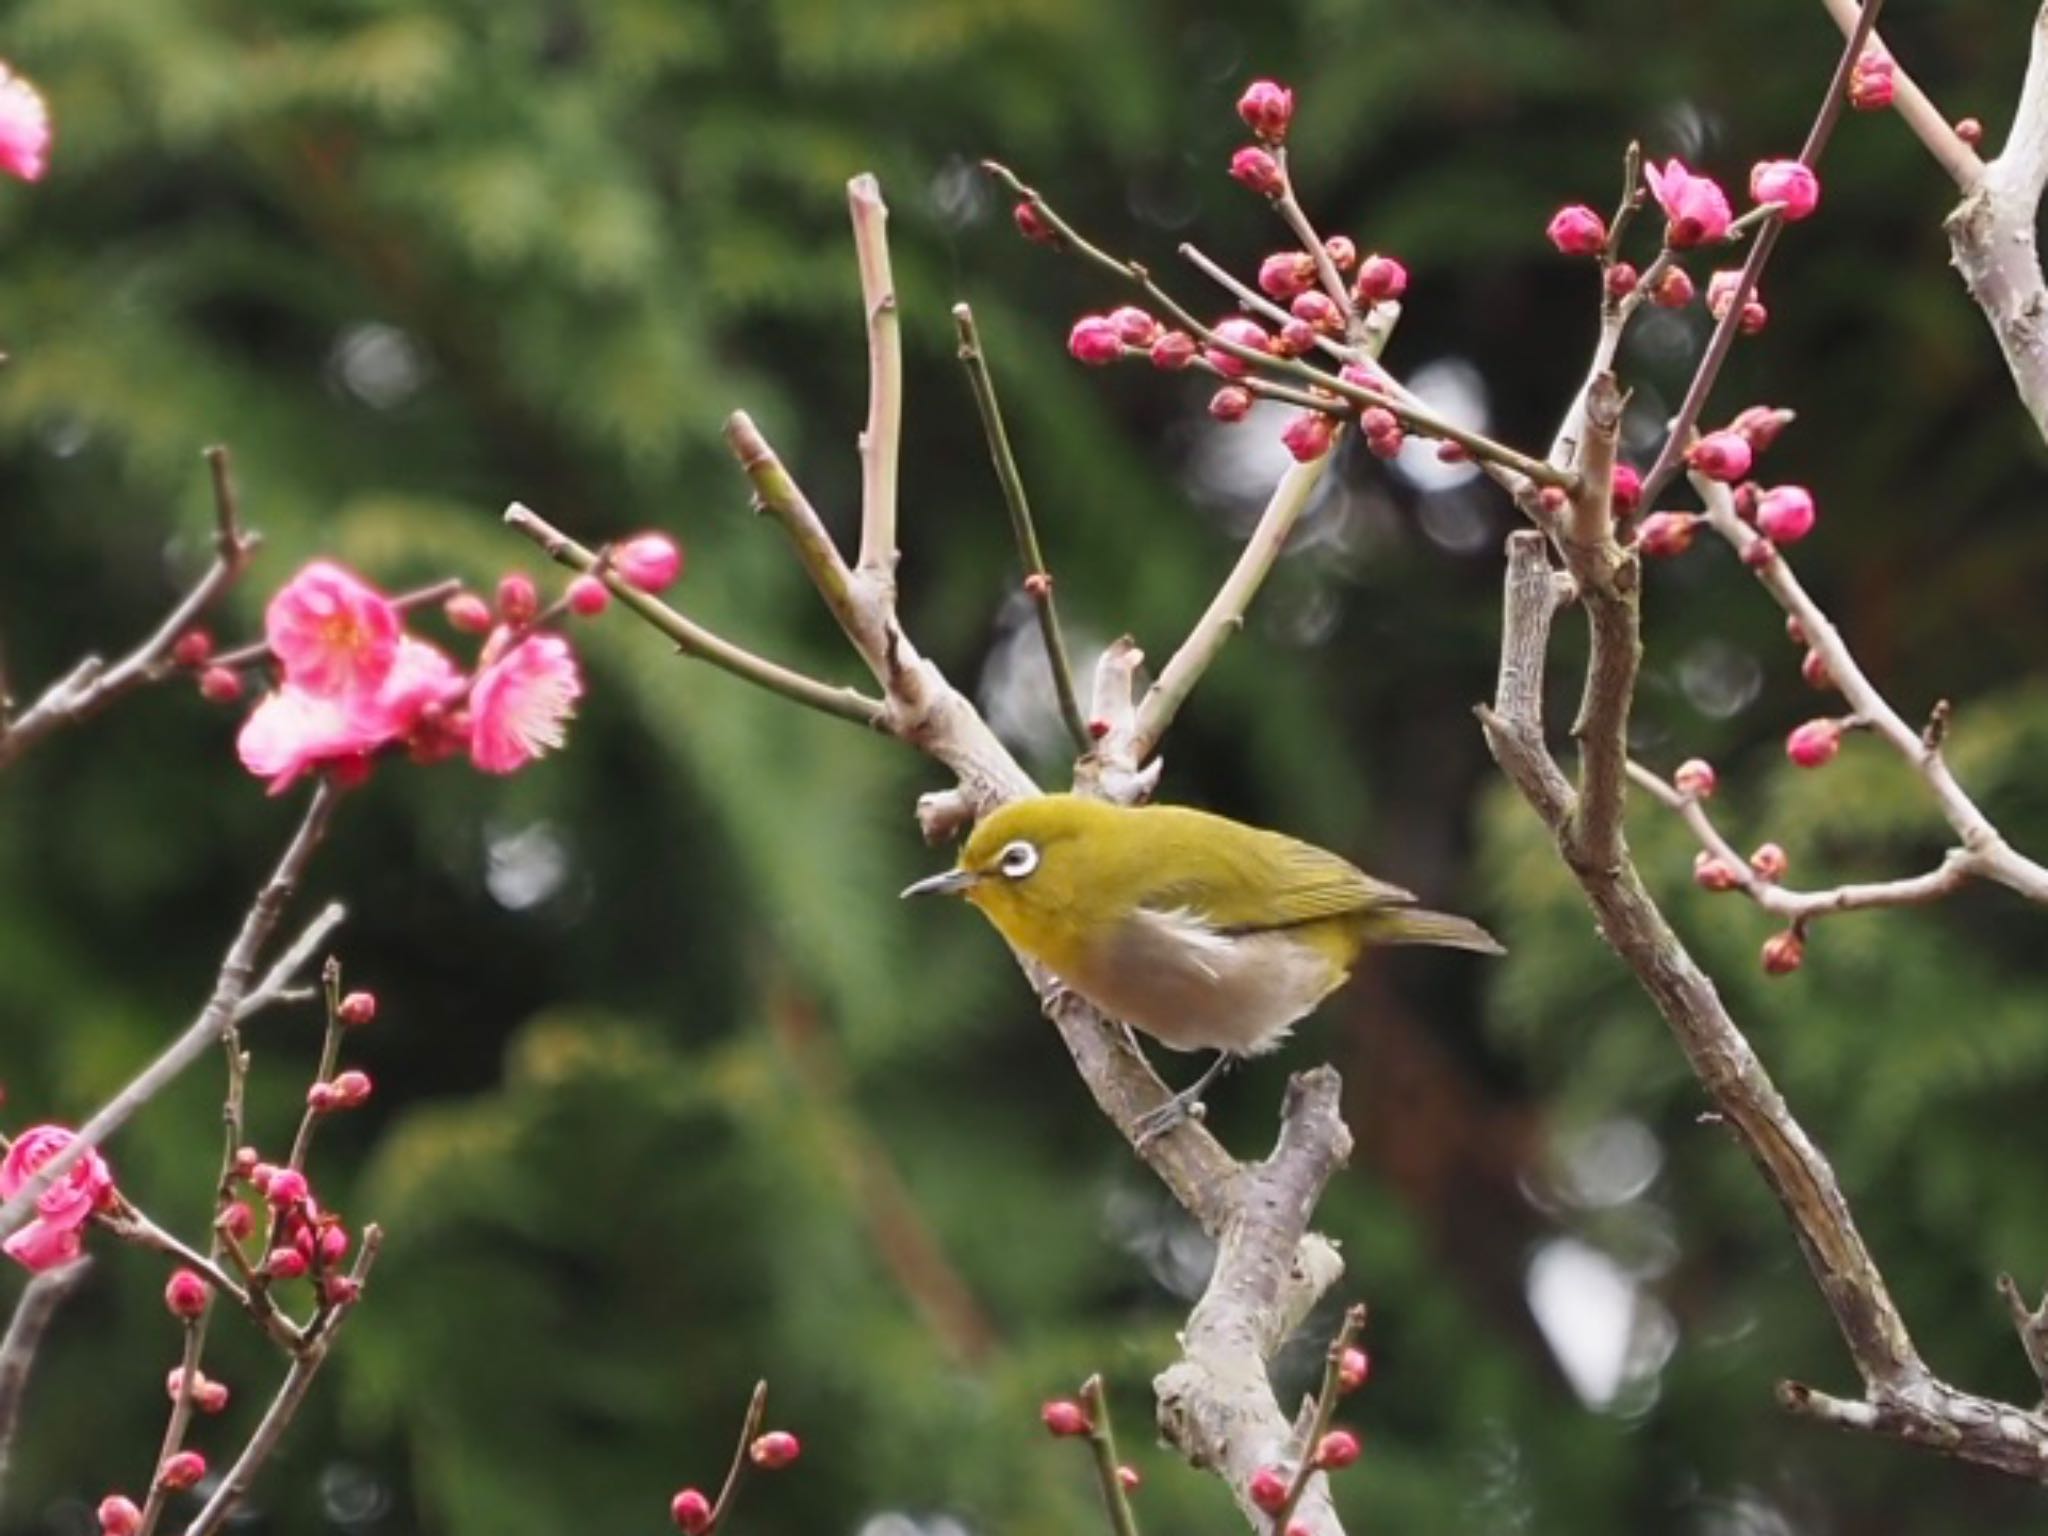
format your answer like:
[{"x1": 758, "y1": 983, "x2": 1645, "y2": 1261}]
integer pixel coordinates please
[{"x1": 903, "y1": 794, "x2": 1501, "y2": 1140}]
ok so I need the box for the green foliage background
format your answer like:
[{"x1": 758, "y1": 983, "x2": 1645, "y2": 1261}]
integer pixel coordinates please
[{"x1": 2, "y1": 1, "x2": 2046, "y2": 1532}]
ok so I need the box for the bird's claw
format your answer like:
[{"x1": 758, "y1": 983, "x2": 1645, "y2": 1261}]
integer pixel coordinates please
[{"x1": 1131, "y1": 1093, "x2": 1207, "y2": 1152}]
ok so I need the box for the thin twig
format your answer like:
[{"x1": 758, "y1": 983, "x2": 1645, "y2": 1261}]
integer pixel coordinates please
[
  {"x1": 952, "y1": 303, "x2": 1090, "y2": 752},
  {"x1": 0, "y1": 783, "x2": 340, "y2": 1246},
  {"x1": 1817, "y1": 0, "x2": 1983, "y2": 187},
  {"x1": 1077, "y1": 1375, "x2": 1143, "y2": 1536},
  {"x1": 0, "y1": 447, "x2": 259, "y2": 771},
  {"x1": 1272, "y1": 1304, "x2": 1368, "y2": 1533},
  {"x1": 1270, "y1": 149, "x2": 1358, "y2": 337},
  {"x1": 850, "y1": 175, "x2": 903, "y2": 579},
  {"x1": 502, "y1": 504, "x2": 889, "y2": 731},
  {"x1": 708, "y1": 1380, "x2": 770, "y2": 1530},
  {"x1": 286, "y1": 960, "x2": 347, "y2": 1172},
  {"x1": 1638, "y1": 0, "x2": 1889, "y2": 507},
  {"x1": 0, "y1": 1259, "x2": 90, "y2": 1510},
  {"x1": 180, "y1": 1227, "x2": 380, "y2": 1536}
]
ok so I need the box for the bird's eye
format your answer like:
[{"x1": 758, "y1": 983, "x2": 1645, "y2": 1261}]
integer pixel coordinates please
[{"x1": 997, "y1": 840, "x2": 1040, "y2": 879}]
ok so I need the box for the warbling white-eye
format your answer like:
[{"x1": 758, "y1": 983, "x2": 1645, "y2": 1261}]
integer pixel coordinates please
[{"x1": 903, "y1": 794, "x2": 1501, "y2": 1136}]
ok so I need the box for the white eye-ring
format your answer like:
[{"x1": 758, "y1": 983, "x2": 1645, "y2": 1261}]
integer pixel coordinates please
[{"x1": 997, "y1": 840, "x2": 1040, "y2": 879}]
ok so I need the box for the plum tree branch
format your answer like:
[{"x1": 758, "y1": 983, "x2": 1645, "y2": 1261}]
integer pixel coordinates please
[
  {"x1": 0, "y1": 1259, "x2": 89, "y2": 1511},
  {"x1": 0, "y1": 446, "x2": 258, "y2": 772}
]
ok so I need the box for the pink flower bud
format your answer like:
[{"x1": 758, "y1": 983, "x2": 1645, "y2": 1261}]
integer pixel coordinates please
[
  {"x1": 1436, "y1": 440, "x2": 1469, "y2": 464},
  {"x1": 158, "y1": 1451, "x2": 206, "y2": 1492},
  {"x1": 1315, "y1": 1429, "x2": 1362, "y2": 1469},
  {"x1": 1249, "y1": 1467, "x2": 1290, "y2": 1513},
  {"x1": 337, "y1": 990, "x2": 377, "y2": 1027},
  {"x1": 496, "y1": 573, "x2": 540, "y2": 626},
  {"x1": 1546, "y1": 204, "x2": 1608, "y2": 255},
  {"x1": 1281, "y1": 412, "x2": 1336, "y2": 464},
  {"x1": 1786, "y1": 615, "x2": 1808, "y2": 645},
  {"x1": 1611, "y1": 463, "x2": 1643, "y2": 515},
  {"x1": 1208, "y1": 387, "x2": 1254, "y2": 423},
  {"x1": 1644, "y1": 159, "x2": 1732, "y2": 247},
  {"x1": 1108, "y1": 306, "x2": 1159, "y2": 347},
  {"x1": 98, "y1": 1494, "x2": 143, "y2": 1536},
  {"x1": 331, "y1": 1069, "x2": 373, "y2": 1108},
  {"x1": 1274, "y1": 319, "x2": 1318, "y2": 357},
  {"x1": 322, "y1": 1274, "x2": 362, "y2": 1306},
  {"x1": 444, "y1": 591, "x2": 493, "y2": 635},
  {"x1": 1290, "y1": 292, "x2": 1341, "y2": 331},
  {"x1": 1258, "y1": 252, "x2": 1318, "y2": 301},
  {"x1": 1706, "y1": 269, "x2": 1744, "y2": 321},
  {"x1": 1848, "y1": 48, "x2": 1895, "y2": 111},
  {"x1": 617, "y1": 533, "x2": 684, "y2": 594},
  {"x1": 1042, "y1": 1399, "x2": 1092, "y2": 1437},
  {"x1": 1649, "y1": 266, "x2": 1695, "y2": 309},
  {"x1": 1358, "y1": 406, "x2": 1398, "y2": 439},
  {"x1": 1066, "y1": 315, "x2": 1121, "y2": 366},
  {"x1": 167, "y1": 1369, "x2": 230, "y2": 1415},
  {"x1": 1956, "y1": 116, "x2": 1984, "y2": 147},
  {"x1": 1786, "y1": 718, "x2": 1842, "y2": 768},
  {"x1": 165, "y1": 1268, "x2": 208, "y2": 1320},
  {"x1": 566, "y1": 576, "x2": 611, "y2": 617},
  {"x1": 1729, "y1": 405, "x2": 1794, "y2": 452},
  {"x1": 266, "y1": 1247, "x2": 308, "y2": 1281},
  {"x1": 1750, "y1": 160, "x2": 1820, "y2": 221},
  {"x1": 1636, "y1": 512, "x2": 1699, "y2": 558},
  {"x1": 172, "y1": 630, "x2": 214, "y2": 668},
  {"x1": 1229, "y1": 146, "x2": 1285, "y2": 198},
  {"x1": 1205, "y1": 317, "x2": 1270, "y2": 377},
  {"x1": 1337, "y1": 1346, "x2": 1371, "y2": 1393},
  {"x1": 1117, "y1": 1464, "x2": 1142, "y2": 1491},
  {"x1": 305, "y1": 1083, "x2": 337, "y2": 1114},
  {"x1": 1013, "y1": 202, "x2": 1058, "y2": 246},
  {"x1": 1761, "y1": 929, "x2": 1805, "y2": 975},
  {"x1": 1742, "y1": 536, "x2": 1779, "y2": 569},
  {"x1": 1740, "y1": 299, "x2": 1769, "y2": 334},
  {"x1": 198, "y1": 667, "x2": 244, "y2": 705},
  {"x1": 232, "y1": 1147, "x2": 260, "y2": 1180},
  {"x1": 1687, "y1": 431, "x2": 1752, "y2": 483},
  {"x1": 1755, "y1": 484, "x2": 1816, "y2": 544},
  {"x1": 1801, "y1": 648, "x2": 1833, "y2": 690},
  {"x1": 220, "y1": 1200, "x2": 254, "y2": 1241},
  {"x1": 1236, "y1": 79, "x2": 1295, "y2": 142},
  {"x1": 1353, "y1": 254, "x2": 1408, "y2": 304},
  {"x1": 1324, "y1": 236, "x2": 1358, "y2": 272},
  {"x1": 1673, "y1": 758, "x2": 1717, "y2": 798},
  {"x1": 1365, "y1": 425, "x2": 1406, "y2": 460},
  {"x1": 671, "y1": 1489, "x2": 714, "y2": 1535},
  {"x1": 1539, "y1": 486, "x2": 1568, "y2": 517},
  {"x1": 1605, "y1": 262, "x2": 1640, "y2": 298},
  {"x1": 1150, "y1": 331, "x2": 1196, "y2": 370},
  {"x1": 319, "y1": 1223, "x2": 351, "y2": 1264},
  {"x1": 265, "y1": 1168, "x2": 309, "y2": 1208},
  {"x1": 1749, "y1": 842, "x2": 1789, "y2": 882},
  {"x1": 1693, "y1": 852, "x2": 1742, "y2": 892},
  {"x1": 749, "y1": 1430, "x2": 800, "y2": 1469}
]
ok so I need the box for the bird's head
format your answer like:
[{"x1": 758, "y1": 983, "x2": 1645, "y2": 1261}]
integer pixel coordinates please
[{"x1": 901, "y1": 794, "x2": 1120, "y2": 952}]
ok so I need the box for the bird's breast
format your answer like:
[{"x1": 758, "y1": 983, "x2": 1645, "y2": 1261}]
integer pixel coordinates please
[{"x1": 1062, "y1": 907, "x2": 1346, "y2": 1056}]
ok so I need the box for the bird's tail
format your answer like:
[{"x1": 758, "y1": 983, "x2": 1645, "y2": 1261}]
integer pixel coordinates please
[{"x1": 1373, "y1": 906, "x2": 1506, "y2": 956}]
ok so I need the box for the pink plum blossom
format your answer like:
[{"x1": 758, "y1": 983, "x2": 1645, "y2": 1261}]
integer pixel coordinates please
[
  {"x1": 0, "y1": 63, "x2": 49, "y2": 183},
  {"x1": 264, "y1": 561, "x2": 400, "y2": 699},
  {"x1": 1, "y1": 1126, "x2": 113, "y2": 1272},
  {"x1": 470, "y1": 634, "x2": 583, "y2": 775},
  {"x1": 1644, "y1": 159, "x2": 1732, "y2": 247},
  {"x1": 236, "y1": 687, "x2": 386, "y2": 794}
]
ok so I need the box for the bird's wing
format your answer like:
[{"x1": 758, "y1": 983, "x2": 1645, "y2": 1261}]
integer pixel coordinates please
[{"x1": 1135, "y1": 816, "x2": 1415, "y2": 933}]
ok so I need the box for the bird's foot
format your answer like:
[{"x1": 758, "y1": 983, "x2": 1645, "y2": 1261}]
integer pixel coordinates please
[{"x1": 1131, "y1": 1087, "x2": 1209, "y2": 1151}]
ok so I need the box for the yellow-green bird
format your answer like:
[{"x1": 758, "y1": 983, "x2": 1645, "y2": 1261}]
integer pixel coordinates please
[{"x1": 903, "y1": 794, "x2": 1501, "y2": 1133}]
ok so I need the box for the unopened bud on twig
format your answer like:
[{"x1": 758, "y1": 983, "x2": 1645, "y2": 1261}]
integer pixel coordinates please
[
  {"x1": 1229, "y1": 146, "x2": 1285, "y2": 198},
  {"x1": 1041, "y1": 1399, "x2": 1092, "y2": 1437},
  {"x1": 1693, "y1": 852, "x2": 1742, "y2": 892},
  {"x1": 670, "y1": 1489, "x2": 714, "y2": 1534},
  {"x1": 1761, "y1": 929, "x2": 1805, "y2": 975},
  {"x1": 97, "y1": 1495, "x2": 143, "y2": 1536},
  {"x1": 1674, "y1": 758, "x2": 1717, "y2": 799},
  {"x1": 1315, "y1": 1429, "x2": 1362, "y2": 1468},
  {"x1": 1249, "y1": 1467, "x2": 1290, "y2": 1513},
  {"x1": 1786, "y1": 719, "x2": 1843, "y2": 768},
  {"x1": 164, "y1": 1269, "x2": 207, "y2": 1320},
  {"x1": 156, "y1": 1451, "x2": 206, "y2": 1491},
  {"x1": 1337, "y1": 1346, "x2": 1371, "y2": 1392},
  {"x1": 1236, "y1": 79, "x2": 1295, "y2": 143},
  {"x1": 1749, "y1": 843, "x2": 1789, "y2": 882}
]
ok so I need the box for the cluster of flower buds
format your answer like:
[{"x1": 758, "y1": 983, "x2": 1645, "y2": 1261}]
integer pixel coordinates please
[
  {"x1": 166, "y1": 1366, "x2": 231, "y2": 1415},
  {"x1": 1248, "y1": 1427, "x2": 1363, "y2": 1525},
  {"x1": 306, "y1": 1069, "x2": 373, "y2": 1115},
  {"x1": 668, "y1": 1423, "x2": 799, "y2": 1533},
  {"x1": 1848, "y1": 45, "x2": 1897, "y2": 111},
  {"x1": 225, "y1": 1154, "x2": 360, "y2": 1304}
]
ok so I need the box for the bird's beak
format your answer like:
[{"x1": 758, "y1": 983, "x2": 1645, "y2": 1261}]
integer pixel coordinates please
[{"x1": 900, "y1": 867, "x2": 977, "y2": 899}]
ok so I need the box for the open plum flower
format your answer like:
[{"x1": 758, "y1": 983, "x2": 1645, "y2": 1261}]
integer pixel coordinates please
[
  {"x1": 233, "y1": 560, "x2": 590, "y2": 792},
  {"x1": 1, "y1": 1125, "x2": 114, "y2": 1271}
]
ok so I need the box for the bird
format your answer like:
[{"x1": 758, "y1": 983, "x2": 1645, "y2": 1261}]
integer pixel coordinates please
[{"x1": 902, "y1": 793, "x2": 1501, "y2": 1140}]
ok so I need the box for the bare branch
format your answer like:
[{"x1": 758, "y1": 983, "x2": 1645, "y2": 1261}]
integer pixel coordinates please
[
  {"x1": 0, "y1": 783, "x2": 339, "y2": 1247},
  {"x1": 952, "y1": 303, "x2": 1091, "y2": 752},
  {"x1": 1817, "y1": 0, "x2": 1984, "y2": 186},
  {"x1": 850, "y1": 175, "x2": 903, "y2": 578},
  {"x1": 0, "y1": 447, "x2": 259, "y2": 771},
  {"x1": 1693, "y1": 477, "x2": 2048, "y2": 904},
  {"x1": 1155, "y1": 1068, "x2": 1353, "y2": 1536},
  {"x1": 1999, "y1": 1274, "x2": 2048, "y2": 1403},
  {"x1": 503, "y1": 504, "x2": 889, "y2": 731},
  {"x1": 0, "y1": 1259, "x2": 90, "y2": 1509}
]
